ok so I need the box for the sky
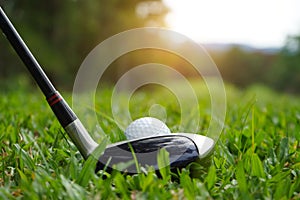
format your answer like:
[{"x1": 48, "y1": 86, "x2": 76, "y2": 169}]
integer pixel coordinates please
[{"x1": 163, "y1": 0, "x2": 300, "y2": 48}]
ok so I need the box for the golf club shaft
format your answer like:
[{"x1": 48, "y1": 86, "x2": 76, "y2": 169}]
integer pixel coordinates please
[
  {"x1": 0, "y1": 7, "x2": 55, "y2": 96},
  {"x1": 0, "y1": 7, "x2": 97, "y2": 158}
]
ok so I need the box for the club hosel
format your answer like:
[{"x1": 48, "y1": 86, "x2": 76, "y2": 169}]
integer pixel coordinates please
[
  {"x1": 64, "y1": 119, "x2": 98, "y2": 159},
  {"x1": 47, "y1": 91, "x2": 98, "y2": 159}
]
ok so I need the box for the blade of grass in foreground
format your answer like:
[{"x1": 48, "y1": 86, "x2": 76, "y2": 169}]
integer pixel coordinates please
[
  {"x1": 251, "y1": 153, "x2": 265, "y2": 178},
  {"x1": 157, "y1": 148, "x2": 171, "y2": 181},
  {"x1": 76, "y1": 138, "x2": 108, "y2": 187},
  {"x1": 236, "y1": 161, "x2": 251, "y2": 199}
]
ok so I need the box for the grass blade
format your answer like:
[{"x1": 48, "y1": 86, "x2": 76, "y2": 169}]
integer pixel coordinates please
[
  {"x1": 236, "y1": 161, "x2": 251, "y2": 199},
  {"x1": 76, "y1": 138, "x2": 108, "y2": 186},
  {"x1": 251, "y1": 153, "x2": 265, "y2": 178},
  {"x1": 157, "y1": 148, "x2": 171, "y2": 181}
]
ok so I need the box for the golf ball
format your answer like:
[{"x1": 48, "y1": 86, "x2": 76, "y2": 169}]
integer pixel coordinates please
[{"x1": 125, "y1": 117, "x2": 171, "y2": 140}]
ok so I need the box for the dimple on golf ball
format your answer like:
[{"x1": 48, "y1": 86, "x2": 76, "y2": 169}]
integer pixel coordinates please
[{"x1": 125, "y1": 117, "x2": 171, "y2": 140}]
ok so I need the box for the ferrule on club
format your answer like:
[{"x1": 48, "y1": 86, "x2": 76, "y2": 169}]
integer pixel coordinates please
[
  {"x1": 65, "y1": 119, "x2": 98, "y2": 159},
  {"x1": 46, "y1": 92, "x2": 98, "y2": 159}
]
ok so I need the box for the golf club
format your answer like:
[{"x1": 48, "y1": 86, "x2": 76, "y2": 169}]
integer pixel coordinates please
[{"x1": 0, "y1": 7, "x2": 214, "y2": 175}]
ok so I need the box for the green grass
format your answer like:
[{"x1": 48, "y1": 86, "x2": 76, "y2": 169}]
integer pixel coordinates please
[{"x1": 0, "y1": 80, "x2": 300, "y2": 199}]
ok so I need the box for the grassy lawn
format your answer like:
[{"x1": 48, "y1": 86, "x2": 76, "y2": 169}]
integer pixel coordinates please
[{"x1": 0, "y1": 80, "x2": 300, "y2": 199}]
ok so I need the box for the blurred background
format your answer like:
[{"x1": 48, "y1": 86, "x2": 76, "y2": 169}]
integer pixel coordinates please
[{"x1": 1, "y1": 0, "x2": 300, "y2": 93}]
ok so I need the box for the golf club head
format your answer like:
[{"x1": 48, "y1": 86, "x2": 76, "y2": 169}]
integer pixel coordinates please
[{"x1": 95, "y1": 133, "x2": 214, "y2": 175}]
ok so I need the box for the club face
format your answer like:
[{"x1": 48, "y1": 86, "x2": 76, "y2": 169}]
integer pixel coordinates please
[{"x1": 95, "y1": 134, "x2": 214, "y2": 174}]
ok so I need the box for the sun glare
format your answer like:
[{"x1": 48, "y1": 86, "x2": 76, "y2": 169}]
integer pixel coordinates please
[{"x1": 163, "y1": 0, "x2": 300, "y2": 47}]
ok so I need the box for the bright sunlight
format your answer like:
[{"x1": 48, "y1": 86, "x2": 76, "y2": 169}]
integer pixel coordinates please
[{"x1": 164, "y1": 0, "x2": 300, "y2": 48}]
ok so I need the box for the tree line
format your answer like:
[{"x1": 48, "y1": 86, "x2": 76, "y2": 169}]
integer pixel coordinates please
[
  {"x1": 1, "y1": 1, "x2": 300, "y2": 93},
  {"x1": 0, "y1": 0, "x2": 168, "y2": 87},
  {"x1": 209, "y1": 36, "x2": 300, "y2": 93}
]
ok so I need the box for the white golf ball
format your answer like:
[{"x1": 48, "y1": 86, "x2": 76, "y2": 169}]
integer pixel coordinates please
[{"x1": 125, "y1": 117, "x2": 171, "y2": 140}]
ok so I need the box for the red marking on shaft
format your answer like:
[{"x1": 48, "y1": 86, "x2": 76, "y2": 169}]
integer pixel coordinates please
[
  {"x1": 47, "y1": 93, "x2": 62, "y2": 106},
  {"x1": 47, "y1": 93, "x2": 58, "y2": 102},
  {"x1": 49, "y1": 97, "x2": 62, "y2": 106}
]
